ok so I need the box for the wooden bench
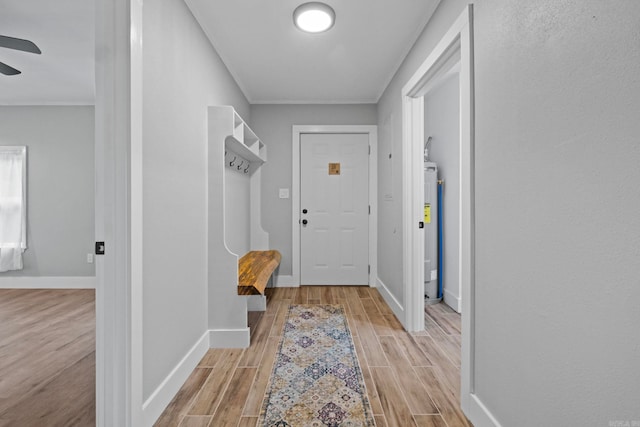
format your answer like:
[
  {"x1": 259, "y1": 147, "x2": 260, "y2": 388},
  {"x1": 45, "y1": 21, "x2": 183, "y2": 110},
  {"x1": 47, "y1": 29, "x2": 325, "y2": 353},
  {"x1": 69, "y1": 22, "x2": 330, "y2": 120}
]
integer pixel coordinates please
[{"x1": 237, "y1": 250, "x2": 282, "y2": 296}]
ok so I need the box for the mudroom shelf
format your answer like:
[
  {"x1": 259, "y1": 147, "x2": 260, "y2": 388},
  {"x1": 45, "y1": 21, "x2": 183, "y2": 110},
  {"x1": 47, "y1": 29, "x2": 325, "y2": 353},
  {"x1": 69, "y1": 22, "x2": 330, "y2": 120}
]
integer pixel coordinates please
[
  {"x1": 225, "y1": 136, "x2": 264, "y2": 166},
  {"x1": 225, "y1": 110, "x2": 266, "y2": 166}
]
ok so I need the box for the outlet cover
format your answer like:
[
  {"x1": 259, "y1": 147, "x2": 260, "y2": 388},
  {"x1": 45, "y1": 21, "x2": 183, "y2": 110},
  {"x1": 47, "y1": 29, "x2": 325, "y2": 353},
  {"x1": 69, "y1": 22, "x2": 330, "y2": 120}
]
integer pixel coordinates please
[{"x1": 279, "y1": 188, "x2": 289, "y2": 199}]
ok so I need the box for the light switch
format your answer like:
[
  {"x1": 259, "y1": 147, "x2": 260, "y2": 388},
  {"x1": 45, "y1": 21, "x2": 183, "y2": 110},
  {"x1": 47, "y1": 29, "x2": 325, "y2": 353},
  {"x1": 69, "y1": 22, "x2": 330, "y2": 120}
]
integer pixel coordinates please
[{"x1": 279, "y1": 188, "x2": 290, "y2": 199}]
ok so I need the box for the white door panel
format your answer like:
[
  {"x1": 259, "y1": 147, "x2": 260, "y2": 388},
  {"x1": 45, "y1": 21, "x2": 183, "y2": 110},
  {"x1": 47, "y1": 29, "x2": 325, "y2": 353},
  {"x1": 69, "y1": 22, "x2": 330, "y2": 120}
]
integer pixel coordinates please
[{"x1": 300, "y1": 133, "x2": 369, "y2": 285}]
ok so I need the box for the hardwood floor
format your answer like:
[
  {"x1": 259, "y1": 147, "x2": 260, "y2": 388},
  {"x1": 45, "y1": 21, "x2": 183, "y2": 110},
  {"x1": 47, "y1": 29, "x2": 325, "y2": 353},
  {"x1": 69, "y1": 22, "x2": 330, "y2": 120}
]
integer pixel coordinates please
[
  {"x1": 155, "y1": 287, "x2": 471, "y2": 427},
  {"x1": 0, "y1": 289, "x2": 95, "y2": 427}
]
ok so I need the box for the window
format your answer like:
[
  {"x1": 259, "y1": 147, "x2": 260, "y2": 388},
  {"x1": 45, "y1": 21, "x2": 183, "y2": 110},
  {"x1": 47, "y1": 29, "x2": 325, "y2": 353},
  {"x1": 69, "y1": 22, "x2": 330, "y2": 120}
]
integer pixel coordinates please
[{"x1": 0, "y1": 146, "x2": 27, "y2": 272}]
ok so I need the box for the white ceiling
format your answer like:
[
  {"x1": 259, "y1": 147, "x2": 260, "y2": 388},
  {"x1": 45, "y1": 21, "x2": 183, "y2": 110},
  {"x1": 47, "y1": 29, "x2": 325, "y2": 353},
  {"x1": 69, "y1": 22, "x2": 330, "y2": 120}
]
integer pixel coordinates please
[
  {"x1": 0, "y1": 0, "x2": 95, "y2": 105},
  {"x1": 186, "y1": 0, "x2": 440, "y2": 104},
  {"x1": 0, "y1": 0, "x2": 440, "y2": 105}
]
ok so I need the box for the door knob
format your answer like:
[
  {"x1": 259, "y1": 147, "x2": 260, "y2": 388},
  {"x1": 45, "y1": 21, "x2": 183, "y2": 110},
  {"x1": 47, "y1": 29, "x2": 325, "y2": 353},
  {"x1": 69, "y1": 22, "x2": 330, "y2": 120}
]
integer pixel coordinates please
[
  {"x1": 302, "y1": 219, "x2": 308, "y2": 225},
  {"x1": 302, "y1": 209, "x2": 308, "y2": 214}
]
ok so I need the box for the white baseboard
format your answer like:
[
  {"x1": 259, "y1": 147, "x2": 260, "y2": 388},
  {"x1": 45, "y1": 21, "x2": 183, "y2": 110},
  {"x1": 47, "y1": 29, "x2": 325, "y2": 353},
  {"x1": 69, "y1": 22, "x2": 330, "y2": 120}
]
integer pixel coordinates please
[
  {"x1": 272, "y1": 274, "x2": 298, "y2": 287},
  {"x1": 273, "y1": 275, "x2": 379, "y2": 289},
  {"x1": 0, "y1": 276, "x2": 96, "y2": 289},
  {"x1": 247, "y1": 295, "x2": 266, "y2": 311},
  {"x1": 444, "y1": 289, "x2": 461, "y2": 313},
  {"x1": 209, "y1": 327, "x2": 250, "y2": 348},
  {"x1": 467, "y1": 393, "x2": 502, "y2": 427},
  {"x1": 376, "y1": 277, "x2": 404, "y2": 324},
  {"x1": 142, "y1": 331, "x2": 209, "y2": 427}
]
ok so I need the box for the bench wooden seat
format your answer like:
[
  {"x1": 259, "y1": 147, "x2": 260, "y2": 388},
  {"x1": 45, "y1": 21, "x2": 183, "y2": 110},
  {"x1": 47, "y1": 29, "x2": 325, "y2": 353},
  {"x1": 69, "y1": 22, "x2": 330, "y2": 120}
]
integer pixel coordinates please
[{"x1": 237, "y1": 250, "x2": 282, "y2": 296}]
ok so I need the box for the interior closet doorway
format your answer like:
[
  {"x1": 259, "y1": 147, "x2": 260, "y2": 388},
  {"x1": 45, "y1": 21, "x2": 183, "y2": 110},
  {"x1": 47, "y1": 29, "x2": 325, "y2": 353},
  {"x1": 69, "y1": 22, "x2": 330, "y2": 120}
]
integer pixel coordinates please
[
  {"x1": 401, "y1": 4, "x2": 477, "y2": 419},
  {"x1": 423, "y1": 70, "x2": 462, "y2": 313}
]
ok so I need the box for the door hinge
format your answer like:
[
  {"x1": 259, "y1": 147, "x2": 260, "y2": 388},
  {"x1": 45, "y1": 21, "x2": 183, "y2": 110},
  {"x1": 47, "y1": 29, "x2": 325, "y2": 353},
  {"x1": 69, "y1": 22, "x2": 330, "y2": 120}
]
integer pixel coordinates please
[
  {"x1": 95, "y1": 241, "x2": 105, "y2": 255},
  {"x1": 368, "y1": 205, "x2": 371, "y2": 215},
  {"x1": 368, "y1": 145, "x2": 371, "y2": 155},
  {"x1": 368, "y1": 265, "x2": 371, "y2": 274}
]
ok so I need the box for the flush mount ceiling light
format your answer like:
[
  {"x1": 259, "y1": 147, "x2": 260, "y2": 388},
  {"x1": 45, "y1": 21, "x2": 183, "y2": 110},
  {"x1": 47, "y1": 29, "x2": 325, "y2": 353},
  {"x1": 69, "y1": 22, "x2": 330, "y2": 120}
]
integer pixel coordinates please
[{"x1": 293, "y1": 2, "x2": 336, "y2": 33}]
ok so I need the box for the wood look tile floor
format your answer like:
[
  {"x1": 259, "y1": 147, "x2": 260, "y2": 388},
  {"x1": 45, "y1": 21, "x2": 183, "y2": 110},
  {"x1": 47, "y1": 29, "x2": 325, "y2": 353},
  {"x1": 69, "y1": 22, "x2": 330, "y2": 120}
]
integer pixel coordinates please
[
  {"x1": 155, "y1": 287, "x2": 472, "y2": 427},
  {"x1": 0, "y1": 289, "x2": 95, "y2": 427}
]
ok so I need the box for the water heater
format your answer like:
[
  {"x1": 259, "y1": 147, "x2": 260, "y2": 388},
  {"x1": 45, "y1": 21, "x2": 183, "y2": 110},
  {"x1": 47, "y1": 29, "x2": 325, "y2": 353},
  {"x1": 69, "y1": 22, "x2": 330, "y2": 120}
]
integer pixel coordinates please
[{"x1": 424, "y1": 161, "x2": 441, "y2": 304}]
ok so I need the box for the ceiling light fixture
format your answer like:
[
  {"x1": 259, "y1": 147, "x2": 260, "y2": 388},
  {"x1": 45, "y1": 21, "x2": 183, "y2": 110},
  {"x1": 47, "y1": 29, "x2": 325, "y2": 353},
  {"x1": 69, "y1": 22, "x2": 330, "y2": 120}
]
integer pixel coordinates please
[{"x1": 293, "y1": 2, "x2": 335, "y2": 33}]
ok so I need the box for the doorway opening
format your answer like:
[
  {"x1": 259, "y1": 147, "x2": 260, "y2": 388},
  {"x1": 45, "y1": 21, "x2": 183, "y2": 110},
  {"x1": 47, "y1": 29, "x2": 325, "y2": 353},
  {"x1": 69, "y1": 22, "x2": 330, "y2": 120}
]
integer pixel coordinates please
[
  {"x1": 423, "y1": 68, "x2": 462, "y2": 313},
  {"x1": 401, "y1": 4, "x2": 476, "y2": 416}
]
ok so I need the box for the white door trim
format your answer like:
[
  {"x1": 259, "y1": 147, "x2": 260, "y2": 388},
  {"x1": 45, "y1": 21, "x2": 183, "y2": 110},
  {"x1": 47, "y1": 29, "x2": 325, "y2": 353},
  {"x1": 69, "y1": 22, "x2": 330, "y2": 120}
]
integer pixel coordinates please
[
  {"x1": 292, "y1": 125, "x2": 378, "y2": 287},
  {"x1": 95, "y1": 0, "x2": 143, "y2": 425},
  {"x1": 401, "y1": 4, "x2": 488, "y2": 425},
  {"x1": 130, "y1": 0, "x2": 144, "y2": 424}
]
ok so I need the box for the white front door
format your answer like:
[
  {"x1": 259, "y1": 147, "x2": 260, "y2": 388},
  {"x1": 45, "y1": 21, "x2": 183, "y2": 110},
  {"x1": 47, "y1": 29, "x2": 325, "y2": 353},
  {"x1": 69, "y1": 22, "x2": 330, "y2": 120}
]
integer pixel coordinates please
[{"x1": 300, "y1": 133, "x2": 369, "y2": 285}]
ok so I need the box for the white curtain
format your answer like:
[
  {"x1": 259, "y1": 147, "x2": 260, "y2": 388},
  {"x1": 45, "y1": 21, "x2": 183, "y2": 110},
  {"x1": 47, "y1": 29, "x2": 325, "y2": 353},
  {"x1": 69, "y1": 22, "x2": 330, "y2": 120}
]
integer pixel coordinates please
[{"x1": 0, "y1": 146, "x2": 27, "y2": 272}]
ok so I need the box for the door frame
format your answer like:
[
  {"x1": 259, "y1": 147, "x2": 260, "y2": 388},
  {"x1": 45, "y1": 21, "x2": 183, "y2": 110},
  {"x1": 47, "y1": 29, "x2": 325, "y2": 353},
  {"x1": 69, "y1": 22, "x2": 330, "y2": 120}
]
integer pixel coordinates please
[
  {"x1": 95, "y1": 0, "x2": 143, "y2": 425},
  {"x1": 401, "y1": 4, "x2": 481, "y2": 421},
  {"x1": 291, "y1": 125, "x2": 378, "y2": 287}
]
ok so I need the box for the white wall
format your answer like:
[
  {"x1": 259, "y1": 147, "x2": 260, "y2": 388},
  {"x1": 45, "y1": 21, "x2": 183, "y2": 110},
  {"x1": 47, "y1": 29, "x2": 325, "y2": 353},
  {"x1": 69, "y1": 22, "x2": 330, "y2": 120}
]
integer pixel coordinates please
[
  {"x1": 249, "y1": 104, "x2": 377, "y2": 277},
  {"x1": 424, "y1": 74, "x2": 460, "y2": 310},
  {"x1": 142, "y1": 0, "x2": 249, "y2": 401},
  {"x1": 0, "y1": 106, "x2": 95, "y2": 277},
  {"x1": 224, "y1": 167, "x2": 250, "y2": 256},
  {"x1": 472, "y1": 1, "x2": 640, "y2": 425}
]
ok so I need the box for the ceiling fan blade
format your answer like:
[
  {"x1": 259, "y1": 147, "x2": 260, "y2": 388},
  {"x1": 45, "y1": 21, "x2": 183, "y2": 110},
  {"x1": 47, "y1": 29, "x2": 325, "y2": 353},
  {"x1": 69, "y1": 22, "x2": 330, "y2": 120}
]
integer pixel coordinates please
[
  {"x1": 0, "y1": 35, "x2": 41, "y2": 54},
  {"x1": 0, "y1": 61, "x2": 21, "y2": 75}
]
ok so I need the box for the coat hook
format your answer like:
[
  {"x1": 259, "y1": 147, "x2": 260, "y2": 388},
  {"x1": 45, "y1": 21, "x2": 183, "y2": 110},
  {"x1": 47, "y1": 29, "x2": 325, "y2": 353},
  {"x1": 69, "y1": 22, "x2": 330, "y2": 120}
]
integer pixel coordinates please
[
  {"x1": 237, "y1": 160, "x2": 244, "y2": 170},
  {"x1": 230, "y1": 156, "x2": 236, "y2": 166},
  {"x1": 244, "y1": 164, "x2": 250, "y2": 173}
]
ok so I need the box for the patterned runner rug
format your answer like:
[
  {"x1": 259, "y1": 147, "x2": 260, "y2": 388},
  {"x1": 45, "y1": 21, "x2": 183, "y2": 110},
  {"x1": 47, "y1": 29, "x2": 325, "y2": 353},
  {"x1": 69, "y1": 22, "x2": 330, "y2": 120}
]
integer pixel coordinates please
[{"x1": 259, "y1": 304, "x2": 375, "y2": 427}]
